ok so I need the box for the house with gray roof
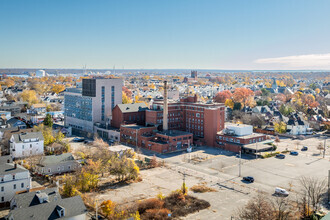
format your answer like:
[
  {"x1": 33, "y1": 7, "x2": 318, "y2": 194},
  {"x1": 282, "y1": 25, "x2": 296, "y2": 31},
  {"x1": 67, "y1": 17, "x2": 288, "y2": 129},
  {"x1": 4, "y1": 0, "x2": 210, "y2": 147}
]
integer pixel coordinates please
[
  {"x1": 7, "y1": 187, "x2": 87, "y2": 220},
  {"x1": 35, "y1": 153, "x2": 80, "y2": 176},
  {"x1": 0, "y1": 157, "x2": 31, "y2": 204},
  {"x1": 10, "y1": 132, "x2": 44, "y2": 159}
]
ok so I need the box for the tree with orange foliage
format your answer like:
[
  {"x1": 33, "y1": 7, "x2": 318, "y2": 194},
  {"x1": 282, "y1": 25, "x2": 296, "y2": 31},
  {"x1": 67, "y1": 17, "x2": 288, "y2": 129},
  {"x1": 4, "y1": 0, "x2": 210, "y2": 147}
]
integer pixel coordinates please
[
  {"x1": 214, "y1": 90, "x2": 232, "y2": 103},
  {"x1": 233, "y1": 88, "x2": 254, "y2": 107},
  {"x1": 275, "y1": 93, "x2": 287, "y2": 103},
  {"x1": 122, "y1": 86, "x2": 132, "y2": 99},
  {"x1": 3, "y1": 78, "x2": 15, "y2": 87}
]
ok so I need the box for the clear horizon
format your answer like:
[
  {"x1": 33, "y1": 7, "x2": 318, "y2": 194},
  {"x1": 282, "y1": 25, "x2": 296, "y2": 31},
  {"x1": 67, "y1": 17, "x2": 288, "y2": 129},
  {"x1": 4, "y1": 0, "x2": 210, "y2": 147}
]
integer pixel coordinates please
[{"x1": 1, "y1": 0, "x2": 330, "y2": 70}]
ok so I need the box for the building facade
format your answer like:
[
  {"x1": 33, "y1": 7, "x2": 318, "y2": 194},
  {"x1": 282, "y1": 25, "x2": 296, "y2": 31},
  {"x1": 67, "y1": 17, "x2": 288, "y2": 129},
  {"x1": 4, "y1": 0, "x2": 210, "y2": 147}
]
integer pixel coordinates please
[
  {"x1": 216, "y1": 123, "x2": 268, "y2": 153},
  {"x1": 111, "y1": 103, "x2": 147, "y2": 128},
  {"x1": 146, "y1": 95, "x2": 225, "y2": 147},
  {"x1": 64, "y1": 78, "x2": 123, "y2": 136},
  {"x1": 0, "y1": 161, "x2": 31, "y2": 204},
  {"x1": 9, "y1": 132, "x2": 44, "y2": 159}
]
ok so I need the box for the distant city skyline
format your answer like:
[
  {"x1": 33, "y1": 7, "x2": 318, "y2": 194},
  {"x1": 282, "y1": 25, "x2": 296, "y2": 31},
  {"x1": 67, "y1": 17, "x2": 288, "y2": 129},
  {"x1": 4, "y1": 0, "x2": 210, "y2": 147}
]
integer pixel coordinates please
[{"x1": 1, "y1": 0, "x2": 330, "y2": 70}]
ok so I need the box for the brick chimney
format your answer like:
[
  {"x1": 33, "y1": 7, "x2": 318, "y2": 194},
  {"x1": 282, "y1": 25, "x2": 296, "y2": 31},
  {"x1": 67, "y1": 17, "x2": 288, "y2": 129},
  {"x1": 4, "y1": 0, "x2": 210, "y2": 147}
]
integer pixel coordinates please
[{"x1": 163, "y1": 81, "x2": 168, "y2": 131}]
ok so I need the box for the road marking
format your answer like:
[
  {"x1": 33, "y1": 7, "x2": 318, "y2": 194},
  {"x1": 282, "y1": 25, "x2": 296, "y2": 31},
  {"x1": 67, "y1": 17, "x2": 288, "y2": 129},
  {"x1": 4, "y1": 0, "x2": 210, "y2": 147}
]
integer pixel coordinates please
[{"x1": 285, "y1": 163, "x2": 295, "y2": 167}]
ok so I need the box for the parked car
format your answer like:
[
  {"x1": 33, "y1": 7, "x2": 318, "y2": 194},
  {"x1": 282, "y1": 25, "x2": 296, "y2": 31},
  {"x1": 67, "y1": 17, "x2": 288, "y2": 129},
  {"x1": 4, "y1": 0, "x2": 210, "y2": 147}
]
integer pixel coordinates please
[
  {"x1": 275, "y1": 154, "x2": 286, "y2": 159},
  {"x1": 84, "y1": 140, "x2": 93, "y2": 144},
  {"x1": 290, "y1": 151, "x2": 299, "y2": 156},
  {"x1": 301, "y1": 146, "x2": 308, "y2": 151},
  {"x1": 243, "y1": 176, "x2": 254, "y2": 183},
  {"x1": 73, "y1": 137, "x2": 85, "y2": 142},
  {"x1": 275, "y1": 187, "x2": 289, "y2": 196}
]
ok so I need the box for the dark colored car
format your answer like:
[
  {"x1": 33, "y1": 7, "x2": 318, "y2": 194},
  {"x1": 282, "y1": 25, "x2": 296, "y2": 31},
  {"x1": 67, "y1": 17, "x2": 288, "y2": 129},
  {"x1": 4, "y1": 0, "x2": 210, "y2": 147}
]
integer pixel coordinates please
[
  {"x1": 275, "y1": 154, "x2": 286, "y2": 159},
  {"x1": 73, "y1": 137, "x2": 85, "y2": 142},
  {"x1": 301, "y1": 146, "x2": 308, "y2": 151},
  {"x1": 290, "y1": 151, "x2": 299, "y2": 156},
  {"x1": 243, "y1": 176, "x2": 254, "y2": 183}
]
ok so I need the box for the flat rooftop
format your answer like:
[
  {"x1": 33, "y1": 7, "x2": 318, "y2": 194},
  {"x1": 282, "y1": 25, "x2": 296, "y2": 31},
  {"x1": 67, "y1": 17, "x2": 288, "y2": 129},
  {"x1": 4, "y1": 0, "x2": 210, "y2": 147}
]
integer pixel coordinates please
[
  {"x1": 157, "y1": 130, "x2": 192, "y2": 137},
  {"x1": 217, "y1": 131, "x2": 265, "y2": 139},
  {"x1": 121, "y1": 124, "x2": 154, "y2": 130},
  {"x1": 226, "y1": 123, "x2": 252, "y2": 128}
]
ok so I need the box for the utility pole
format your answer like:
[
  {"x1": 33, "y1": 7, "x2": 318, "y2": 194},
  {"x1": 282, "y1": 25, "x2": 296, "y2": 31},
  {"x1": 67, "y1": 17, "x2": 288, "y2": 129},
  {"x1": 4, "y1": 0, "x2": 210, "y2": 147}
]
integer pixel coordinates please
[
  {"x1": 323, "y1": 138, "x2": 326, "y2": 158},
  {"x1": 328, "y1": 170, "x2": 330, "y2": 204},
  {"x1": 239, "y1": 150, "x2": 242, "y2": 177},
  {"x1": 256, "y1": 142, "x2": 258, "y2": 159}
]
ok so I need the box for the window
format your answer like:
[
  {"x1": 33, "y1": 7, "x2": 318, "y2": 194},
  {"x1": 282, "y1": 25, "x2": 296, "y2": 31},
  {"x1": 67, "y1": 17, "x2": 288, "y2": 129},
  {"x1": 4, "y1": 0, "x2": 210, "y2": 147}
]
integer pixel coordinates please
[
  {"x1": 1, "y1": 197, "x2": 3, "y2": 202},
  {"x1": 196, "y1": 113, "x2": 200, "y2": 117},
  {"x1": 1, "y1": 178, "x2": 3, "y2": 182},
  {"x1": 21, "y1": 183, "x2": 24, "y2": 188},
  {"x1": 12, "y1": 175, "x2": 15, "y2": 180},
  {"x1": 22, "y1": 145, "x2": 24, "y2": 149},
  {"x1": 48, "y1": 168, "x2": 51, "y2": 173},
  {"x1": 13, "y1": 184, "x2": 16, "y2": 190},
  {"x1": 1, "y1": 186, "x2": 4, "y2": 191},
  {"x1": 57, "y1": 167, "x2": 61, "y2": 171},
  {"x1": 68, "y1": 165, "x2": 71, "y2": 170}
]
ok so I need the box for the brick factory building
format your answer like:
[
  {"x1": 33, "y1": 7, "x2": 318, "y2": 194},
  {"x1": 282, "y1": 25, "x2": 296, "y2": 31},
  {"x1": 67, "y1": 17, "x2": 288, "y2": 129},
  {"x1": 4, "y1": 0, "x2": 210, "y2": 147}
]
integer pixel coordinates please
[
  {"x1": 146, "y1": 94, "x2": 225, "y2": 147},
  {"x1": 120, "y1": 124, "x2": 193, "y2": 153},
  {"x1": 111, "y1": 103, "x2": 148, "y2": 128}
]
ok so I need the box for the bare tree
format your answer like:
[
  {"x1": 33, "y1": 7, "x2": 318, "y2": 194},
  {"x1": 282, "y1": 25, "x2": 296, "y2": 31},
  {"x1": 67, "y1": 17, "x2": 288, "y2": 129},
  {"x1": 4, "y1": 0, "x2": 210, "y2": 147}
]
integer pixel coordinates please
[
  {"x1": 316, "y1": 143, "x2": 324, "y2": 154},
  {"x1": 299, "y1": 176, "x2": 327, "y2": 212},
  {"x1": 236, "y1": 193, "x2": 273, "y2": 220},
  {"x1": 271, "y1": 197, "x2": 294, "y2": 220}
]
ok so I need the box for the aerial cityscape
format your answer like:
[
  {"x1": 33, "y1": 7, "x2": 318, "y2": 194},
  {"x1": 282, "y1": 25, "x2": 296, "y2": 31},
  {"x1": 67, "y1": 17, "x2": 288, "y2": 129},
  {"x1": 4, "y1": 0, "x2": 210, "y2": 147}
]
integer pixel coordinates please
[{"x1": 0, "y1": 0, "x2": 329, "y2": 220}]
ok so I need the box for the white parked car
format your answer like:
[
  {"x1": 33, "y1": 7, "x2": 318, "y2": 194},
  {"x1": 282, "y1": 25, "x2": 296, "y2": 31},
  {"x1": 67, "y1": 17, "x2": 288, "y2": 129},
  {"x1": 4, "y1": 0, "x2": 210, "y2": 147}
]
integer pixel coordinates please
[{"x1": 275, "y1": 187, "x2": 289, "y2": 196}]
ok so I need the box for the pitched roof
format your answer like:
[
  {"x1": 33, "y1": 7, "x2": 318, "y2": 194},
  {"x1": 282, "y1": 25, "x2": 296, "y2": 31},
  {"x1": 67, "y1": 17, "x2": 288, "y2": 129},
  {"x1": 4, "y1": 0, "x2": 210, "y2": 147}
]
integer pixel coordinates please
[
  {"x1": 38, "y1": 153, "x2": 75, "y2": 166},
  {"x1": 116, "y1": 103, "x2": 148, "y2": 113},
  {"x1": 31, "y1": 103, "x2": 46, "y2": 109},
  {"x1": 0, "y1": 163, "x2": 28, "y2": 175},
  {"x1": 8, "y1": 195, "x2": 87, "y2": 220},
  {"x1": 12, "y1": 132, "x2": 44, "y2": 143},
  {"x1": 12, "y1": 188, "x2": 60, "y2": 208}
]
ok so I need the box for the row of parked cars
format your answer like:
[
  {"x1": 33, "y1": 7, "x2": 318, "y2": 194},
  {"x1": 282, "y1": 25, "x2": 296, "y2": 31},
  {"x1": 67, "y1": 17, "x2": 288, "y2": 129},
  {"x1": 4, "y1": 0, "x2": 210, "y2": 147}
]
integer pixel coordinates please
[{"x1": 275, "y1": 146, "x2": 309, "y2": 159}]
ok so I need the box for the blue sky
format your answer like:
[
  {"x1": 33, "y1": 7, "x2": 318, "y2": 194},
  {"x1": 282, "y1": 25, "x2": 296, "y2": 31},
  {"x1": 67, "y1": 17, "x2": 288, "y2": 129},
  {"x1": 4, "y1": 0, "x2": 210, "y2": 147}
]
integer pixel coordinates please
[{"x1": 1, "y1": 0, "x2": 330, "y2": 70}]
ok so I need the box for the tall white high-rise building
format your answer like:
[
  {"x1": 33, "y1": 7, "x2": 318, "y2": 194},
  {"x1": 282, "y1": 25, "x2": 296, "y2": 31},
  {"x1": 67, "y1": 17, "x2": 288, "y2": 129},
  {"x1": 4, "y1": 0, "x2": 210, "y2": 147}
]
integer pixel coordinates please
[{"x1": 64, "y1": 78, "x2": 123, "y2": 137}]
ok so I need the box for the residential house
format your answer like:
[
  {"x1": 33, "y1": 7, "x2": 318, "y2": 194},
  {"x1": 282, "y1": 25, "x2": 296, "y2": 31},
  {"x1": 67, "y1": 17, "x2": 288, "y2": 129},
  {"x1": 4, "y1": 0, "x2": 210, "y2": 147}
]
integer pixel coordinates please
[
  {"x1": 9, "y1": 132, "x2": 44, "y2": 159},
  {"x1": 36, "y1": 153, "x2": 80, "y2": 176},
  {"x1": 28, "y1": 104, "x2": 46, "y2": 115},
  {"x1": 0, "y1": 157, "x2": 31, "y2": 204},
  {"x1": 7, "y1": 187, "x2": 87, "y2": 220},
  {"x1": 6, "y1": 118, "x2": 26, "y2": 129},
  {"x1": 286, "y1": 114, "x2": 312, "y2": 135}
]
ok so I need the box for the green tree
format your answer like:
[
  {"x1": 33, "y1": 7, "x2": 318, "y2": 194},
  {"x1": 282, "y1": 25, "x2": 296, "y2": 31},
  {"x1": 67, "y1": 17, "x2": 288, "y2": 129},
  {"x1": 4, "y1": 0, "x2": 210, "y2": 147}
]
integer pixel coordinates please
[
  {"x1": 44, "y1": 114, "x2": 53, "y2": 127},
  {"x1": 274, "y1": 122, "x2": 287, "y2": 134}
]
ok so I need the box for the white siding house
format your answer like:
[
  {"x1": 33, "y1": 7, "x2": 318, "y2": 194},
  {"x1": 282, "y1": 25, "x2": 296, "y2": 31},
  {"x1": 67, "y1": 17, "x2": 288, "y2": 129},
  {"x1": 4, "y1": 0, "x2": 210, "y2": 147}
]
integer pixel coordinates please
[
  {"x1": 0, "y1": 160, "x2": 31, "y2": 203},
  {"x1": 10, "y1": 132, "x2": 44, "y2": 159}
]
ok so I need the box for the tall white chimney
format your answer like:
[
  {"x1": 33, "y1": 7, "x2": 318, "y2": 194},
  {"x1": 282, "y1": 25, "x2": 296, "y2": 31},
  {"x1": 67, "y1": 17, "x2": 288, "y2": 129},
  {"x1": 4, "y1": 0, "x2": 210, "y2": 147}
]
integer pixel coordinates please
[{"x1": 163, "y1": 81, "x2": 168, "y2": 131}]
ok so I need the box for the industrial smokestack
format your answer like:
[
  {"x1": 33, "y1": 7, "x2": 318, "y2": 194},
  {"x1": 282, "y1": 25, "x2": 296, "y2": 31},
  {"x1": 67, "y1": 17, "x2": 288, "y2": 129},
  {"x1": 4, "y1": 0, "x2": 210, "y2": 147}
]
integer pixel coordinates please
[{"x1": 163, "y1": 81, "x2": 168, "y2": 131}]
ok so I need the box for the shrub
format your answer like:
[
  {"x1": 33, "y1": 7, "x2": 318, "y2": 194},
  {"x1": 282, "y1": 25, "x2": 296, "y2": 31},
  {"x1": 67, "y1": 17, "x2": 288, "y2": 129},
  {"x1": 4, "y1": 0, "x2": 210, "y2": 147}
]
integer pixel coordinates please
[
  {"x1": 141, "y1": 208, "x2": 171, "y2": 220},
  {"x1": 138, "y1": 198, "x2": 164, "y2": 214},
  {"x1": 190, "y1": 184, "x2": 217, "y2": 193}
]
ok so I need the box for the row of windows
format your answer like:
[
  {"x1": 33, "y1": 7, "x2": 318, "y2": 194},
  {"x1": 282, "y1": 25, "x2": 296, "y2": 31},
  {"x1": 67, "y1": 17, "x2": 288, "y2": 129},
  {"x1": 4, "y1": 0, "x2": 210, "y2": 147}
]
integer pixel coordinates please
[
  {"x1": 1, "y1": 183, "x2": 25, "y2": 192},
  {"x1": 186, "y1": 124, "x2": 204, "y2": 130},
  {"x1": 64, "y1": 95, "x2": 92, "y2": 121},
  {"x1": 68, "y1": 124, "x2": 83, "y2": 130},
  {"x1": 128, "y1": 115, "x2": 145, "y2": 121},
  {"x1": 101, "y1": 86, "x2": 105, "y2": 121},
  {"x1": 188, "y1": 118, "x2": 203, "y2": 123},
  {"x1": 1, "y1": 174, "x2": 15, "y2": 182}
]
